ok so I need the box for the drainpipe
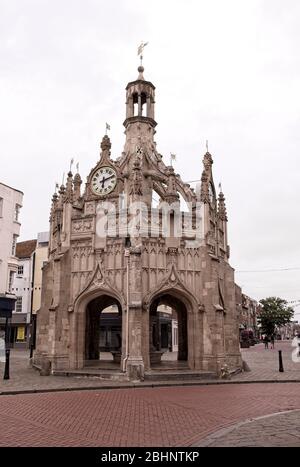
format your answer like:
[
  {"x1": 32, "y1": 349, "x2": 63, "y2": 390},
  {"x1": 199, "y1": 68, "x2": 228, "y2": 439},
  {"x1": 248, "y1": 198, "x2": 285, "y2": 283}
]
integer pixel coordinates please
[{"x1": 122, "y1": 249, "x2": 130, "y2": 372}]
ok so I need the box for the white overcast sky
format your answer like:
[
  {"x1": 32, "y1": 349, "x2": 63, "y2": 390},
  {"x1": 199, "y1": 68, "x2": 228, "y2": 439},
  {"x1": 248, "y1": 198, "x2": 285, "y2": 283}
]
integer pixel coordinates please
[{"x1": 1, "y1": 0, "x2": 299, "y2": 310}]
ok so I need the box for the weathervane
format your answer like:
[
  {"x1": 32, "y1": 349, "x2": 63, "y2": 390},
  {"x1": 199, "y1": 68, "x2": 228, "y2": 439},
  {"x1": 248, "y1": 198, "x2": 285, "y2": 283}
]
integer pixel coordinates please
[
  {"x1": 137, "y1": 41, "x2": 148, "y2": 66},
  {"x1": 206, "y1": 140, "x2": 209, "y2": 153},
  {"x1": 105, "y1": 123, "x2": 111, "y2": 135},
  {"x1": 69, "y1": 158, "x2": 74, "y2": 172}
]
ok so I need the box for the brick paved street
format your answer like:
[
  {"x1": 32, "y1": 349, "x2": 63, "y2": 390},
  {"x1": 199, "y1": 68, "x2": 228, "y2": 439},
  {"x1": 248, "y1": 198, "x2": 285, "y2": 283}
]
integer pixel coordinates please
[
  {"x1": 0, "y1": 383, "x2": 300, "y2": 446},
  {"x1": 0, "y1": 343, "x2": 300, "y2": 446}
]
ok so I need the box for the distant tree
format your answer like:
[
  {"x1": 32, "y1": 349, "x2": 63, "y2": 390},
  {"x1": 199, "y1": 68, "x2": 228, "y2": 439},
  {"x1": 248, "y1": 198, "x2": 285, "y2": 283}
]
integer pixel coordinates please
[{"x1": 258, "y1": 297, "x2": 294, "y2": 337}]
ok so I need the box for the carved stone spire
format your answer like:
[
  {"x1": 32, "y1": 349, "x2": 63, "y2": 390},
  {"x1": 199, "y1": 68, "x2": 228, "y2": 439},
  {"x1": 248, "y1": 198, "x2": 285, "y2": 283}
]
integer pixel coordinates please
[
  {"x1": 200, "y1": 150, "x2": 214, "y2": 203},
  {"x1": 73, "y1": 172, "x2": 82, "y2": 201},
  {"x1": 101, "y1": 134, "x2": 111, "y2": 152},
  {"x1": 50, "y1": 192, "x2": 58, "y2": 221},
  {"x1": 218, "y1": 191, "x2": 228, "y2": 221},
  {"x1": 165, "y1": 166, "x2": 179, "y2": 204},
  {"x1": 203, "y1": 151, "x2": 213, "y2": 172},
  {"x1": 200, "y1": 170, "x2": 209, "y2": 203},
  {"x1": 65, "y1": 171, "x2": 73, "y2": 202},
  {"x1": 99, "y1": 134, "x2": 112, "y2": 164},
  {"x1": 57, "y1": 184, "x2": 65, "y2": 210}
]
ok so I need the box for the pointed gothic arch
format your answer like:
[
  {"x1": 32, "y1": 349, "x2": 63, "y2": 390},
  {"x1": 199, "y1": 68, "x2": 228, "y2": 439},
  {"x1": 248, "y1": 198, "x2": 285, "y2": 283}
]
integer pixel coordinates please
[{"x1": 70, "y1": 284, "x2": 126, "y2": 369}]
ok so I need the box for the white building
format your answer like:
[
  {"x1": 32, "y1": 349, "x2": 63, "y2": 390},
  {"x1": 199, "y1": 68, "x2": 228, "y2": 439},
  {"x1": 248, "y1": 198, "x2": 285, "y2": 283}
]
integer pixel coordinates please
[
  {"x1": 11, "y1": 240, "x2": 37, "y2": 347},
  {"x1": 0, "y1": 182, "x2": 23, "y2": 295},
  {"x1": 0, "y1": 182, "x2": 23, "y2": 344},
  {"x1": 9, "y1": 233, "x2": 49, "y2": 348}
]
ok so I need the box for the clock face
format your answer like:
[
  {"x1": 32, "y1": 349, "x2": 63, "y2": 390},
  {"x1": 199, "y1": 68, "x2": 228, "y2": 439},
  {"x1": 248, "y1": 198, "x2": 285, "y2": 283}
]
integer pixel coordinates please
[{"x1": 91, "y1": 166, "x2": 117, "y2": 196}]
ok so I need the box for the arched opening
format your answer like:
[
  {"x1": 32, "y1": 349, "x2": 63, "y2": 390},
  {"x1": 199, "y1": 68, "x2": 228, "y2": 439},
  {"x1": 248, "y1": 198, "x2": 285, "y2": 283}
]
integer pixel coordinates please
[
  {"x1": 178, "y1": 192, "x2": 190, "y2": 213},
  {"x1": 151, "y1": 189, "x2": 161, "y2": 209},
  {"x1": 133, "y1": 93, "x2": 138, "y2": 116},
  {"x1": 85, "y1": 295, "x2": 122, "y2": 368},
  {"x1": 131, "y1": 92, "x2": 147, "y2": 117},
  {"x1": 141, "y1": 92, "x2": 147, "y2": 116},
  {"x1": 149, "y1": 293, "x2": 188, "y2": 368}
]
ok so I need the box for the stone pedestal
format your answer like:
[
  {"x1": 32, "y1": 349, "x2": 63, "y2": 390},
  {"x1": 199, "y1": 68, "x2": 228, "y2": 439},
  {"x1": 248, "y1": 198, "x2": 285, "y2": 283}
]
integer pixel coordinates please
[{"x1": 127, "y1": 357, "x2": 144, "y2": 381}]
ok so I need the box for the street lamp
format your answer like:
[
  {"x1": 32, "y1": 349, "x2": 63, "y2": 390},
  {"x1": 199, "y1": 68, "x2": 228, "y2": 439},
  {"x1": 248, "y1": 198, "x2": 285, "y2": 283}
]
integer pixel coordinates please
[{"x1": 0, "y1": 294, "x2": 16, "y2": 380}]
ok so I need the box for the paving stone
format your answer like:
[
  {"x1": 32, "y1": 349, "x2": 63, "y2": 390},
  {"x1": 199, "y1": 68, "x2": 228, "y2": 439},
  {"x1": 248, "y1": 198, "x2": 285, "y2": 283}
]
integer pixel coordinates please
[{"x1": 202, "y1": 410, "x2": 300, "y2": 447}]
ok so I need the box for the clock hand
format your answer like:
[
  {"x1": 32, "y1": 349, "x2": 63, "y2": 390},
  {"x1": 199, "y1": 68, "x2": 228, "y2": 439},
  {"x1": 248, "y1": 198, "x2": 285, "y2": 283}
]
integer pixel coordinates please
[
  {"x1": 101, "y1": 174, "x2": 115, "y2": 188},
  {"x1": 104, "y1": 174, "x2": 115, "y2": 182}
]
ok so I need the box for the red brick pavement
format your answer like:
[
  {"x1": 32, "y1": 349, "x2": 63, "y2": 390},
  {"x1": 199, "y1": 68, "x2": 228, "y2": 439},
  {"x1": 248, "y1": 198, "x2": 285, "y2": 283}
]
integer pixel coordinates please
[{"x1": 0, "y1": 383, "x2": 300, "y2": 447}]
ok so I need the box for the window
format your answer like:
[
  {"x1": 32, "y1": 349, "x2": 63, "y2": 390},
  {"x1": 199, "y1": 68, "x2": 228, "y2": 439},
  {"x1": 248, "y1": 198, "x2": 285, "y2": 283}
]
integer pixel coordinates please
[
  {"x1": 12, "y1": 235, "x2": 18, "y2": 256},
  {"x1": 17, "y1": 265, "x2": 24, "y2": 276},
  {"x1": 8, "y1": 271, "x2": 15, "y2": 292},
  {"x1": 14, "y1": 204, "x2": 21, "y2": 222},
  {"x1": 0, "y1": 197, "x2": 3, "y2": 217},
  {"x1": 16, "y1": 297, "x2": 22, "y2": 313}
]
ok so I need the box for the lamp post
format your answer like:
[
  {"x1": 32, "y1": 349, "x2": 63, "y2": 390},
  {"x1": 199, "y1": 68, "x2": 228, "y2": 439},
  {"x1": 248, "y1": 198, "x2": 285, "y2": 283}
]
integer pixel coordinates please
[
  {"x1": 0, "y1": 294, "x2": 16, "y2": 380},
  {"x1": 4, "y1": 316, "x2": 11, "y2": 379}
]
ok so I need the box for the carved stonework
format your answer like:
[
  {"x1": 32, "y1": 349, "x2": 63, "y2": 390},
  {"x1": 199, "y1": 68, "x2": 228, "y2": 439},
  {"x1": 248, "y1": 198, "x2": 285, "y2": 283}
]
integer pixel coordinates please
[
  {"x1": 143, "y1": 263, "x2": 203, "y2": 313},
  {"x1": 200, "y1": 171, "x2": 209, "y2": 203},
  {"x1": 35, "y1": 61, "x2": 241, "y2": 380},
  {"x1": 72, "y1": 219, "x2": 94, "y2": 233},
  {"x1": 218, "y1": 192, "x2": 228, "y2": 221},
  {"x1": 91, "y1": 267, "x2": 105, "y2": 288},
  {"x1": 85, "y1": 202, "x2": 96, "y2": 215},
  {"x1": 130, "y1": 156, "x2": 143, "y2": 196}
]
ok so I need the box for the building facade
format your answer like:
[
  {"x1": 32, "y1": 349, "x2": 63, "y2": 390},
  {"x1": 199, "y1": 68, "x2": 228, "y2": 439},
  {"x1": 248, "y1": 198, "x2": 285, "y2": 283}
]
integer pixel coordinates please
[
  {"x1": 0, "y1": 182, "x2": 23, "y2": 342},
  {"x1": 239, "y1": 293, "x2": 260, "y2": 338},
  {"x1": 32, "y1": 232, "x2": 49, "y2": 315},
  {"x1": 0, "y1": 183, "x2": 23, "y2": 295},
  {"x1": 11, "y1": 240, "x2": 37, "y2": 347},
  {"x1": 9, "y1": 233, "x2": 49, "y2": 348},
  {"x1": 34, "y1": 65, "x2": 242, "y2": 380}
]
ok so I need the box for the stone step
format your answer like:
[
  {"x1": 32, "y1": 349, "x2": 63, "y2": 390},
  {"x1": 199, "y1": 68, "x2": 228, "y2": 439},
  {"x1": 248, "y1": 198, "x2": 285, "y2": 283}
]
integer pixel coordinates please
[
  {"x1": 144, "y1": 371, "x2": 217, "y2": 381},
  {"x1": 53, "y1": 368, "x2": 217, "y2": 382},
  {"x1": 52, "y1": 369, "x2": 127, "y2": 381}
]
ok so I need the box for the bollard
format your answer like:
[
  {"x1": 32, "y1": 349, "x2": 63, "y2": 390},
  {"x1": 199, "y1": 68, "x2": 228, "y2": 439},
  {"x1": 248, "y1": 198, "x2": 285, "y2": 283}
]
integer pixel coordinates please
[
  {"x1": 40, "y1": 359, "x2": 51, "y2": 376},
  {"x1": 278, "y1": 350, "x2": 284, "y2": 372},
  {"x1": 3, "y1": 348, "x2": 10, "y2": 380}
]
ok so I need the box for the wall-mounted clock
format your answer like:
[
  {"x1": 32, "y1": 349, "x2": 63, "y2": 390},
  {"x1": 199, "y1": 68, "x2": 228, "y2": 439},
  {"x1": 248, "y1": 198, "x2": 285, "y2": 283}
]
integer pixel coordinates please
[{"x1": 91, "y1": 166, "x2": 117, "y2": 196}]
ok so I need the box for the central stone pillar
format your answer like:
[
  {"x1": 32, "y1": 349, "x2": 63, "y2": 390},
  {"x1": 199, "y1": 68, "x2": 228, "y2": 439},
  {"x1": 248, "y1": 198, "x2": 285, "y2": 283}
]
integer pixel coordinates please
[
  {"x1": 126, "y1": 246, "x2": 145, "y2": 381},
  {"x1": 215, "y1": 308, "x2": 226, "y2": 373}
]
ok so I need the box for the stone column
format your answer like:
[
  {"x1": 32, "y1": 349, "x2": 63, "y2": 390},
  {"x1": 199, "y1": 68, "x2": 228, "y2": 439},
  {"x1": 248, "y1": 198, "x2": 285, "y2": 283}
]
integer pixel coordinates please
[
  {"x1": 47, "y1": 255, "x2": 70, "y2": 370},
  {"x1": 215, "y1": 309, "x2": 226, "y2": 373},
  {"x1": 146, "y1": 96, "x2": 151, "y2": 117},
  {"x1": 126, "y1": 247, "x2": 145, "y2": 381},
  {"x1": 138, "y1": 94, "x2": 142, "y2": 117}
]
